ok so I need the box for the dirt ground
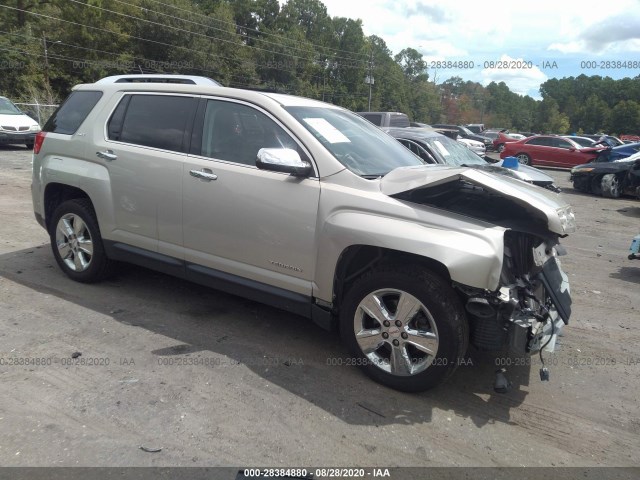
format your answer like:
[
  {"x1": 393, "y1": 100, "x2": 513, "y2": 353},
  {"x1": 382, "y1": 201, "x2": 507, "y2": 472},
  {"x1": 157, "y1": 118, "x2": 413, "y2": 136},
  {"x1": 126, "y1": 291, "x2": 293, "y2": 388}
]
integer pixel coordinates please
[{"x1": 0, "y1": 145, "x2": 639, "y2": 470}]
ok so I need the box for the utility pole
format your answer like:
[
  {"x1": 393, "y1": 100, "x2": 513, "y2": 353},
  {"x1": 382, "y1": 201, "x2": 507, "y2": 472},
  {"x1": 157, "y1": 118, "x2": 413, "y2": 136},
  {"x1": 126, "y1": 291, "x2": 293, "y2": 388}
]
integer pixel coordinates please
[
  {"x1": 365, "y1": 49, "x2": 374, "y2": 111},
  {"x1": 42, "y1": 33, "x2": 60, "y2": 93},
  {"x1": 42, "y1": 32, "x2": 50, "y2": 91}
]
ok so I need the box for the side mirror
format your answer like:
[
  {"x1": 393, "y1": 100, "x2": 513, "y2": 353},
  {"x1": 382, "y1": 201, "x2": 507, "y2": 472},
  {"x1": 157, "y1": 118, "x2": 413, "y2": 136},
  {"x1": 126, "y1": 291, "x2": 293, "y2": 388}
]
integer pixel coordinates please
[{"x1": 256, "y1": 148, "x2": 312, "y2": 177}]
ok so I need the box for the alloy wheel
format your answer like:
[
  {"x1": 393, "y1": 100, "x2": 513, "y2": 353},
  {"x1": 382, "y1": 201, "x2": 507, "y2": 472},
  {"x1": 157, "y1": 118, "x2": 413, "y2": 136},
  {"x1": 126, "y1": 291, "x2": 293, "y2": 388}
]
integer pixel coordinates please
[{"x1": 353, "y1": 289, "x2": 439, "y2": 376}]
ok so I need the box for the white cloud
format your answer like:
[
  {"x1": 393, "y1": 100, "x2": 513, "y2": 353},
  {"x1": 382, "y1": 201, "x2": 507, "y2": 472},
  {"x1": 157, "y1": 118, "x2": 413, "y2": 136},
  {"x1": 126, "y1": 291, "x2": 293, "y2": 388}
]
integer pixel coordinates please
[
  {"x1": 416, "y1": 41, "x2": 468, "y2": 61},
  {"x1": 481, "y1": 55, "x2": 548, "y2": 97},
  {"x1": 302, "y1": 0, "x2": 639, "y2": 94},
  {"x1": 549, "y1": 12, "x2": 640, "y2": 54}
]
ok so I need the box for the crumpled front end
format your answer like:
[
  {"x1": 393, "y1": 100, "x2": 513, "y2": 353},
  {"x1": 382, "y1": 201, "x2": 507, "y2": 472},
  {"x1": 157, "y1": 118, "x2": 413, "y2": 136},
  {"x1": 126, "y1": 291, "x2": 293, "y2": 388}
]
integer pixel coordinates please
[
  {"x1": 459, "y1": 230, "x2": 571, "y2": 356},
  {"x1": 382, "y1": 165, "x2": 575, "y2": 366}
]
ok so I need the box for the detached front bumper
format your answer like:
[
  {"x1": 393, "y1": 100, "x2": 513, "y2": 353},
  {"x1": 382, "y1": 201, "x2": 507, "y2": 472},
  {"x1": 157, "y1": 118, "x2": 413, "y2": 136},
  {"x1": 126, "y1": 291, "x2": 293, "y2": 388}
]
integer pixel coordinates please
[{"x1": 463, "y1": 238, "x2": 572, "y2": 356}]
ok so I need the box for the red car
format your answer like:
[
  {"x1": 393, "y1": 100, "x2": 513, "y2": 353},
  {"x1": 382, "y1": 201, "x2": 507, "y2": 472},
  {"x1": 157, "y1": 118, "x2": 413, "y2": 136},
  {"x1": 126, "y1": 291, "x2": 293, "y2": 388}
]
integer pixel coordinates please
[
  {"x1": 493, "y1": 131, "x2": 521, "y2": 152},
  {"x1": 500, "y1": 135, "x2": 606, "y2": 168}
]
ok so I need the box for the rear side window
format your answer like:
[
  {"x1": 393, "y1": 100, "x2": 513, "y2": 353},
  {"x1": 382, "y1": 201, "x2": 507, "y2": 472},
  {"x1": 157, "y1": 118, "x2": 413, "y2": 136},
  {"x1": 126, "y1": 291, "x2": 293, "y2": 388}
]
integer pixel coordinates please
[
  {"x1": 109, "y1": 94, "x2": 197, "y2": 152},
  {"x1": 526, "y1": 137, "x2": 552, "y2": 147},
  {"x1": 360, "y1": 114, "x2": 382, "y2": 126},
  {"x1": 43, "y1": 91, "x2": 102, "y2": 135},
  {"x1": 389, "y1": 114, "x2": 410, "y2": 128}
]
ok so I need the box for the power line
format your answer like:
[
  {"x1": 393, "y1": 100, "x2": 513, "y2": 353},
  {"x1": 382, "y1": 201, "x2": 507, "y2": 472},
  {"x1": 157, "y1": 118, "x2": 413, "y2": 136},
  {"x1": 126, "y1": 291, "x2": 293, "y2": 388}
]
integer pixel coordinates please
[
  {"x1": 67, "y1": 0, "x2": 350, "y2": 66},
  {"x1": 136, "y1": 0, "x2": 371, "y2": 62},
  {"x1": 0, "y1": 5, "x2": 410, "y2": 98},
  {"x1": 0, "y1": 5, "x2": 329, "y2": 85}
]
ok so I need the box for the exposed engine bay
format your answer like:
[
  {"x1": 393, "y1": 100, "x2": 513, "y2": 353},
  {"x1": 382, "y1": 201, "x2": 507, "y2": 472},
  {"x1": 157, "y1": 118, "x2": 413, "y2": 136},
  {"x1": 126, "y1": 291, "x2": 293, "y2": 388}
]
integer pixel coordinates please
[{"x1": 392, "y1": 177, "x2": 573, "y2": 383}]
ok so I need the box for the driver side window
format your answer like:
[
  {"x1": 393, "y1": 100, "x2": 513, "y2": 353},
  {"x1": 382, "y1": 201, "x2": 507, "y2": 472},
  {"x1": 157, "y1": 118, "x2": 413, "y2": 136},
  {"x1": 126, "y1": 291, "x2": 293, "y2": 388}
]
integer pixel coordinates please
[{"x1": 200, "y1": 100, "x2": 301, "y2": 166}]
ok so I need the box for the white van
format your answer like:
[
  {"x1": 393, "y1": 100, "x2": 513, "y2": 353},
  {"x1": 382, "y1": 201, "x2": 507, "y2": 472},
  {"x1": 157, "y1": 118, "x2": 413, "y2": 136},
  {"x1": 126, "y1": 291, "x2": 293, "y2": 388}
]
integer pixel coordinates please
[{"x1": 0, "y1": 96, "x2": 41, "y2": 149}]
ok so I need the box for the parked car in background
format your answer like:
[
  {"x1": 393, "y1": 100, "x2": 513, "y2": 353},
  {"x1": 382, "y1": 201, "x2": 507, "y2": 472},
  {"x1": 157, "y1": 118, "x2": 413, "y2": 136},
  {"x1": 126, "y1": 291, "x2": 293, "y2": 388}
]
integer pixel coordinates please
[
  {"x1": 501, "y1": 135, "x2": 606, "y2": 168},
  {"x1": 33, "y1": 75, "x2": 575, "y2": 392},
  {"x1": 457, "y1": 137, "x2": 486, "y2": 156},
  {"x1": 482, "y1": 131, "x2": 499, "y2": 141},
  {"x1": 581, "y1": 134, "x2": 624, "y2": 146},
  {"x1": 465, "y1": 123, "x2": 485, "y2": 134},
  {"x1": 410, "y1": 121, "x2": 431, "y2": 128},
  {"x1": 432, "y1": 124, "x2": 493, "y2": 149},
  {"x1": 493, "y1": 131, "x2": 522, "y2": 152},
  {"x1": 562, "y1": 135, "x2": 596, "y2": 148},
  {"x1": 0, "y1": 96, "x2": 41, "y2": 149},
  {"x1": 596, "y1": 142, "x2": 640, "y2": 162},
  {"x1": 507, "y1": 133, "x2": 526, "y2": 140},
  {"x1": 571, "y1": 153, "x2": 640, "y2": 198},
  {"x1": 357, "y1": 111, "x2": 410, "y2": 128},
  {"x1": 385, "y1": 127, "x2": 559, "y2": 191}
]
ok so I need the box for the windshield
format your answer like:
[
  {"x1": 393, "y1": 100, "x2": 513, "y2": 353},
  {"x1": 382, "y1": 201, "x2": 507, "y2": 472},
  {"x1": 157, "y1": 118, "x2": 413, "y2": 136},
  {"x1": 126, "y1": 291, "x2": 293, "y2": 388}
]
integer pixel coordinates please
[
  {"x1": 285, "y1": 106, "x2": 422, "y2": 176},
  {"x1": 459, "y1": 126, "x2": 474, "y2": 136},
  {"x1": 0, "y1": 98, "x2": 22, "y2": 115},
  {"x1": 423, "y1": 135, "x2": 487, "y2": 166}
]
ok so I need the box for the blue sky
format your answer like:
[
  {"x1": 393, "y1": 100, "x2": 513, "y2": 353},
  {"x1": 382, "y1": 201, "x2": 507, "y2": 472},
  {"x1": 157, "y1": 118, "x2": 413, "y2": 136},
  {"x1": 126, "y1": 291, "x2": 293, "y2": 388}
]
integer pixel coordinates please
[{"x1": 319, "y1": 0, "x2": 640, "y2": 99}]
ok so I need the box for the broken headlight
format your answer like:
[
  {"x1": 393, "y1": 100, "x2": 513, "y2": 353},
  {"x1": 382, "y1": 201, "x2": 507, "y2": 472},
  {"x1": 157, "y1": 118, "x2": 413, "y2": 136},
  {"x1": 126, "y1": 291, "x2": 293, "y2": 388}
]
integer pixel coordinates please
[{"x1": 556, "y1": 205, "x2": 576, "y2": 234}]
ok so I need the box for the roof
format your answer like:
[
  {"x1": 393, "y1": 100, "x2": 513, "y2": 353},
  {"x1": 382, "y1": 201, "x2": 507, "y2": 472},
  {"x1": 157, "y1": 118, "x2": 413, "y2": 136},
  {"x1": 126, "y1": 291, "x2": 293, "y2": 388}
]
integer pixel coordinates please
[
  {"x1": 74, "y1": 78, "x2": 341, "y2": 110},
  {"x1": 383, "y1": 127, "x2": 444, "y2": 141}
]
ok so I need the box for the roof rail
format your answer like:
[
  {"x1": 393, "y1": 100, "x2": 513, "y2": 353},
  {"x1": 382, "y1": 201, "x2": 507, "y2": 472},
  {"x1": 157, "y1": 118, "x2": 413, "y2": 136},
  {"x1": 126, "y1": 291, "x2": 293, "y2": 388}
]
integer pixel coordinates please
[{"x1": 95, "y1": 74, "x2": 221, "y2": 86}]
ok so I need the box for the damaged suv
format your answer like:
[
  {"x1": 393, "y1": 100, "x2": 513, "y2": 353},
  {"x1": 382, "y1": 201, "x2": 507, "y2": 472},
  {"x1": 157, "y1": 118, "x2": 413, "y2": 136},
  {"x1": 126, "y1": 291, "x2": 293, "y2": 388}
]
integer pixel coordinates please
[{"x1": 32, "y1": 75, "x2": 575, "y2": 392}]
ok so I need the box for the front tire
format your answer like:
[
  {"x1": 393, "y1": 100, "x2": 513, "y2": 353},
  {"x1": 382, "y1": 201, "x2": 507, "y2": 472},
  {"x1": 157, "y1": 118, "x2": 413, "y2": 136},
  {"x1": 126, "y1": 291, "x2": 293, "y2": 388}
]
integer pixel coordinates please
[
  {"x1": 515, "y1": 153, "x2": 531, "y2": 166},
  {"x1": 497, "y1": 143, "x2": 505, "y2": 153},
  {"x1": 49, "y1": 199, "x2": 114, "y2": 283},
  {"x1": 601, "y1": 173, "x2": 621, "y2": 198},
  {"x1": 339, "y1": 265, "x2": 468, "y2": 392}
]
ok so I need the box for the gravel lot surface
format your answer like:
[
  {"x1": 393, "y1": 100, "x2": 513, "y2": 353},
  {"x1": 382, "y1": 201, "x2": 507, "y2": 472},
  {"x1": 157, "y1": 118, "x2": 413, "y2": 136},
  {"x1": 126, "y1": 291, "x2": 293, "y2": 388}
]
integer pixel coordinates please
[{"x1": 0, "y1": 146, "x2": 638, "y2": 469}]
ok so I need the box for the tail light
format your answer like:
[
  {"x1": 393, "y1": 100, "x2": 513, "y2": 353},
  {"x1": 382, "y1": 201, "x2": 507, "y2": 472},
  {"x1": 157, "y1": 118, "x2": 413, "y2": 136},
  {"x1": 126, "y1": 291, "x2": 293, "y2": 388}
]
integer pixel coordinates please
[{"x1": 33, "y1": 132, "x2": 46, "y2": 154}]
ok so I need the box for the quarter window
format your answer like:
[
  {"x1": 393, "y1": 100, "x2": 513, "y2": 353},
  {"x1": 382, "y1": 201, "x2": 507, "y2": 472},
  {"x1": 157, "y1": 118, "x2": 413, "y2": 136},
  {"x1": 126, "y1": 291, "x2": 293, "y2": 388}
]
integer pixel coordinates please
[{"x1": 44, "y1": 91, "x2": 102, "y2": 135}]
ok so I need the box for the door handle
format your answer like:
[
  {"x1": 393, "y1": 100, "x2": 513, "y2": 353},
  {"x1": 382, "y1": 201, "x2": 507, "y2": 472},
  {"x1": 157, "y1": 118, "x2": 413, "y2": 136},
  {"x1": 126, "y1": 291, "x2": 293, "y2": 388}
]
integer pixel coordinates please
[
  {"x1": 96, "y1": 150, "x2": 117, "y2": 161},
  {"x1": 189, "y1": 169, "x2": 218, "y2": 181}
]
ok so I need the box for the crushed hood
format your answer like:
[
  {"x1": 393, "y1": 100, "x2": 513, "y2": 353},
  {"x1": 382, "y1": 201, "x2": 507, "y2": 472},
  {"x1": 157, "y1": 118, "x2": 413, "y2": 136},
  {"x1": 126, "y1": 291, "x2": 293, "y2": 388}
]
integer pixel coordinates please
[{"x1": 380, "y1": 165, "x2": 573, "y2": 235}]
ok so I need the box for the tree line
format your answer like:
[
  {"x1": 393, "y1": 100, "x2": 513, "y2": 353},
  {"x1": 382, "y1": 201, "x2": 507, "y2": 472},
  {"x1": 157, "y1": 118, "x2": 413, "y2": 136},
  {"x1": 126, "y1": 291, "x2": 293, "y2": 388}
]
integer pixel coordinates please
[{"x1": 1, "y1": 0, "x2": 639, "y2": 134}]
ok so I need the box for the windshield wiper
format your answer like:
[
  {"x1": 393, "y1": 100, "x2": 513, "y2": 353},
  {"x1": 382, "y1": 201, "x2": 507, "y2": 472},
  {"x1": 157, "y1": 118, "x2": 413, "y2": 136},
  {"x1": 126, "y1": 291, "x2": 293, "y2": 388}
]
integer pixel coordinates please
[{"x1": 361, "y1": 174, "x2": 386, "y2": 179}]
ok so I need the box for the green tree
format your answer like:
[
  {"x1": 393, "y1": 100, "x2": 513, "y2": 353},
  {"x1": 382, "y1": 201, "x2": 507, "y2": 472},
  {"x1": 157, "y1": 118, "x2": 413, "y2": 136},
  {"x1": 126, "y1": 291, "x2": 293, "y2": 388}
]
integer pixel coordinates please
[{"x1": 609, "y1": 100, "x2": 640, "y2": 135}]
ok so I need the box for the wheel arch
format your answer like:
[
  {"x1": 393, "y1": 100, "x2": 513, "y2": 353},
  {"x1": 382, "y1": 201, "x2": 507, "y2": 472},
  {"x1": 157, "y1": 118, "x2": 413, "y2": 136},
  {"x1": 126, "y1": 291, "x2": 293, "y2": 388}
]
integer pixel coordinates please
[
  {"x1": 332, "y1": 245, "x2": 452, "y2": 311},
  {"x1": 44, "y1": 183, "x2": 91, "y2": 232},
  {"x1": 313, "y1": 212, "x2": 505, "y2": 306}
]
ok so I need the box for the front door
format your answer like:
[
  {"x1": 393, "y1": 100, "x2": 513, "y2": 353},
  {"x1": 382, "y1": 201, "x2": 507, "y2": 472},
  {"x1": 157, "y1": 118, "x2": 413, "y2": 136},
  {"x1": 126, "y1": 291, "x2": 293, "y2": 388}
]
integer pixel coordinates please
[{"x1": 182, "y1": 98, "x2": 320, "y2": 298}]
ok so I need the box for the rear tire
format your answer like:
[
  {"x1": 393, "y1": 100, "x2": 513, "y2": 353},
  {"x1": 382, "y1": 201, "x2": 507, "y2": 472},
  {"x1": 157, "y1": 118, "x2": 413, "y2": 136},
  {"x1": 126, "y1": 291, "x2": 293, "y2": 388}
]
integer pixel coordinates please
[
  {"x1": 49, "y1": 199, "x2": 115, "y2": 283},
  {"x1": 339, "y1": 265, "x2": 468, "y2": 392}
]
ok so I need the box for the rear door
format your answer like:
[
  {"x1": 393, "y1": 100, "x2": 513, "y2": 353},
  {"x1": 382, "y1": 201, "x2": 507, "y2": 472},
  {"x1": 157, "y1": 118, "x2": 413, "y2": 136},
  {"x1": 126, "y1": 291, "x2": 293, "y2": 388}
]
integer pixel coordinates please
[
  {"x1": 523, "y1": 137, "x2": 553, "y2": 165},
  {"x1": 97, "y1": 93, "x2": 197, "y2": 257}
]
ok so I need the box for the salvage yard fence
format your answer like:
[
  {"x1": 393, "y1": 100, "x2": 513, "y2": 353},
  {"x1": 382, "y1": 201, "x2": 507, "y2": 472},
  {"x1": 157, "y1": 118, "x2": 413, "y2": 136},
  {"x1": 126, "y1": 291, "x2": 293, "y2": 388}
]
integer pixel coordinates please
[{"x1": 14, "y1": 101, "x2": 59, "y2": 127}]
